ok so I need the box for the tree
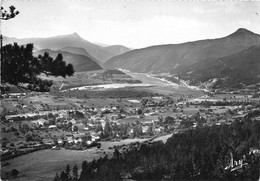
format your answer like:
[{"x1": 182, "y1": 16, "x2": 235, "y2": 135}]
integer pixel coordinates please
[
  {"x1": 147, "y1": 124, "x2": 154, "y2": 136},
  {"x1": 137, "y1": 108, "x2": 142, "y2": 115},
  {"x1": 1, "y1": 5, "x2": 19, "y2": 92},
  {"x1": 11, "y1": 169, "x2": 19, "y2": 177},
  {"x1": 65, "y1": 164, "x2": 71, "y2": 179},
  {"x1": 1, "y1": 6, "x2": 19, "y2": 20},
  {"x1": 72, "y1": 164, "x2": 78, "y2": 181},
  {"x1": 2, "y1": 43, "x2": 74, "y2": 92},
  {"x1": 73, "y1": 125, "x2": 78, "y2": 132},
  {"x1": 53, "y1": 172, "x2": 60, "y2": 181},
  {"x1": 60, "y1": 171, "x2": 68, "y2": 181},
  {"x1": 133, "y1": 125, "x2": 142, "y2": 138},
  {"x1": 104, "y1": 120, "x2": 112, "y2": 137},
  {"x1": 67, "y1": 122, "x2": 73, "y2": 131},
  {"x1": 164, "y1": 116, "x2": 174, "y2": 124},
  {"x1": 95, "y1": 124, "x2": 103, "y2": 133},
  {"x1": 113, "y1": 148, "x2": 121, "y2": 160},
  {"x1": 1, "y1": 6, "x2": 74, "y2": 92}
]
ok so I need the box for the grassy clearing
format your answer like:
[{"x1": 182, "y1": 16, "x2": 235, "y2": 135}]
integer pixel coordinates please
[
  {"x1": 1, "y1": 149, "x2": 102, "y2": 181},
  {"x1": 182, "y1": 106, "x2": 201, "y2": 115}
]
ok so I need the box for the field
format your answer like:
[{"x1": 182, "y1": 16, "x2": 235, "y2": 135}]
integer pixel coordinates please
[
  {"x1": 182, "y1": 106, "x2": 201, "y2": 115},
  {"x1": 2, "y1": 136, "x2": 166, "y2": 181},
  {"x1": 57, "y1": 87, "x2": 160, "y2": 99},
  {"x1": 1, "y1": 149, "x2": 102, "y2": 181}
]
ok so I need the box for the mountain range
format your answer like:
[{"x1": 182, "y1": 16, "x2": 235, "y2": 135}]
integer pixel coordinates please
[
  {"x1": 3, "y1": 28, "x2": 260, "y2": 88},
  {"x1": 3, "y1": 33, "x2": 131, "y2": 63},
  {"x1": 104, "y1": 28, "x2": 260, "y2": 73},
  {"x1": 103, "y1": 28, "x2": 260, "y2": 88}
]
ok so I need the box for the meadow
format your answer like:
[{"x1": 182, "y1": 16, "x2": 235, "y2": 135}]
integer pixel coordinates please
[
  {"x1": 1, "y1": 149, "x2": 102, "y2": 181},
  {"x1": 2, "y1": 136, "x2": 172, "y2": 181}
]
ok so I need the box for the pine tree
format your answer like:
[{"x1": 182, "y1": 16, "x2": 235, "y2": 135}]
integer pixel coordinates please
[
  {"x1": 53, "y1": 172, "x2": 60, "y2": 181},
  {"x1": 72, "y1": 164, "x2": 78, "y2": 181},
  {"x1": 60, "y1": 171, "x2": 67, "y2": 181},
  {"x1": 104, "y1": 120, "x2": 112, "y2": 137},
  {"x1": 113, "y1": 148, "x2": 121, "y2": 160},
  {"x1": 65, "y1": 164, "x2": 71, "y2": 180}
]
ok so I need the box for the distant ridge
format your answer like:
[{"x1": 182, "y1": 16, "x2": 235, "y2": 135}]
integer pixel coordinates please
[
  {"x1": 177, "y1": 45, "x2": 260, "y2": 88},
  {"x1": 3, "y1": 33, "x2": 131, "y2": 63},
  {"x1": 59, "y1": 46, "x2": 101, "y2": 65},
  {"x1": 34, "y1": 49, "x2": 102, "y2": 72},
  {"x1": 104, "y1": 45, "x2": 132, "y2": 56},
  {"x1": 104, "y1": 28, "x2": 260, "y2": 74}
]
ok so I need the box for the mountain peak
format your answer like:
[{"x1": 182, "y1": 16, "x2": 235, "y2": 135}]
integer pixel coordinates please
[
  {"x1": 71, "y1": 32, "x2": 81, "y2": 38},
  {"x1": 236, "y1": 28, "x2": 252, "y2": 33},
  {"x1": 229, "y1": 28, "x2": 256, "y2": 37}
]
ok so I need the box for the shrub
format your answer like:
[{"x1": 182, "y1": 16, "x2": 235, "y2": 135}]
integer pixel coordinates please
[{"x1": 11, "y1": 169, "x2": 19, "y2": 177}]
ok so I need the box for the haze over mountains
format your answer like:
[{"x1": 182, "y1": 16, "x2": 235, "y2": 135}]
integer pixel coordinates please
[
  {"x1": 104, "y1": 28, "x2": 260, "y2": 74},
  {"x1": 3, "y1": 33, "x2": 131, "y2": 63},
  {"x1": 60, "y1": 46, "x2": 98, "y2": 63},
  {"x1": 104, "y1": 45, "x2": 132, "y2": 57}
]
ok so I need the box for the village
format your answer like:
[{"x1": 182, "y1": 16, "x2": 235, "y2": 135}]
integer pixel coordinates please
[{"x1": 1, "y1": 85, "x2": 260, "y2": 162}]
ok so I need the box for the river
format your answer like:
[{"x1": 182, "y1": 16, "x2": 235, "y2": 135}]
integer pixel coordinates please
[
  {"x1": 127, "y1": 72, "x2": 179, "y2": 87},
  {"x1": 127, "y1": 72, "x2": 204, "y2": 97},
  {"x1": 62, "y1": 71, "x2": 204, "y2": 97}
]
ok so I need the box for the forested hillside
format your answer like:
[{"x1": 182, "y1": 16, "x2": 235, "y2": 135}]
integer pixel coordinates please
[{"x1": 176, "y1": 45, "x2": 260, "y2": 89}]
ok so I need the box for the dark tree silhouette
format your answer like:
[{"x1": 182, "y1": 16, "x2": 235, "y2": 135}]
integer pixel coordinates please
[
  {"x1": 1, "y1": 5, "x2": 20, "y2": 92},
  {"x1": 11, "y1": 169, "x2": 19, "y2": 177},
  {"x1": 1, "y1": 6, "x2": 74, "y2": 93},
  {"x1": 0, "y1": 6, "x2": 19, "y2": 20},
  {"x1": 104, "y1": 120, "x2": 112, "y2": 137},
  {"x1": 53, "y1": 172, "x2": 60, "y2": 181},
  {"x1": 66, "y1": 164, "x2": 71, "y2": 180},
  {"x1": 72, "y1": 164, "x2": 78, "y2": 180},
  {"x1": 2, "y1": 43, "x2": 74, "y2": 92}
]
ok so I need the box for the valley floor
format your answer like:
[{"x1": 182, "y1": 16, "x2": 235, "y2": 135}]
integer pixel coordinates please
[{"x1": 2, "y1": 71, "x2": 259, "y2": 181}]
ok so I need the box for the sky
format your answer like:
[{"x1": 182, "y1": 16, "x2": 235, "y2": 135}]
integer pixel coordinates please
[{"x1": 1, "y1": 0, "x2": 260, "y2": 48}]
